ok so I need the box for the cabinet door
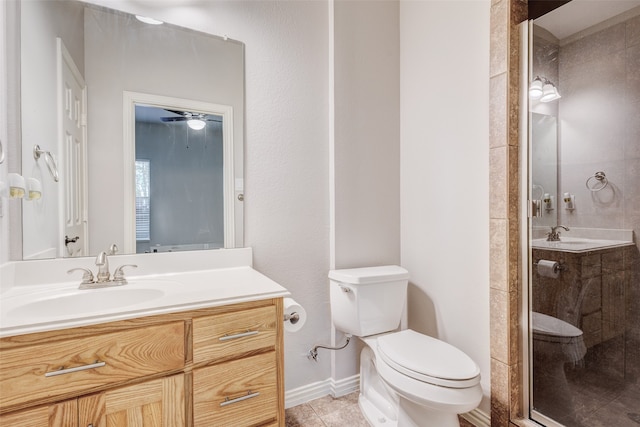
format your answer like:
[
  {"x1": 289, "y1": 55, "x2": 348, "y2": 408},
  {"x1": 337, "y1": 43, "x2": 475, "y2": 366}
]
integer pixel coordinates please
[
  {"x1": 0, "y1": 399, "x2": 77, "y2": 427},
  {"x1": 79, "y1": 374, "x2": 185, "y2": 427}
]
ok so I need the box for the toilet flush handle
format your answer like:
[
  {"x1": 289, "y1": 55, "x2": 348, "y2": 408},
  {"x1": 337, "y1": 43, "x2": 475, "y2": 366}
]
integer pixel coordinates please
[{"x1": 339, "y1": 284, "x2": 352, "y2": 293}]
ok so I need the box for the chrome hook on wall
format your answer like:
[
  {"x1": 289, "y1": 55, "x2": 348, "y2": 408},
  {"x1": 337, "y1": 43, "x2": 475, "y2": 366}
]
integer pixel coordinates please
[{"x1": 33, "y1": 145, "x2": 59, "y2": 182}]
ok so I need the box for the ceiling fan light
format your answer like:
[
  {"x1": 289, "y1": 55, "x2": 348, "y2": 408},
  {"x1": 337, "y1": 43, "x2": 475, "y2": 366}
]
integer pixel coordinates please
[
  {"x1": 187, "y1": 119, "x2": 206, "y2": 130},
  {"x1": 135, "y1": 15, "x2": 164, "y2": 25}
]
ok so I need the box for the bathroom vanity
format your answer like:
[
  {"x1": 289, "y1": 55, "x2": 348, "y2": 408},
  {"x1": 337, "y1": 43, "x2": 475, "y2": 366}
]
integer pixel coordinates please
[
  {"x1": 0, "y1": 249, "x2": 288, "y2": 427},
  {"x1": 531, "y1": 239, "x2": 636, "y2": 349}
]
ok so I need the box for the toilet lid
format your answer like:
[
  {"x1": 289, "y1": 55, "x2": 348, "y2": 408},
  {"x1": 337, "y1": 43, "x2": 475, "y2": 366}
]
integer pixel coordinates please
[
  {"x1": 377, "y1": 330, "x2": 480, "y2": 388},
  {"x1": 532, "y1": 312, "x2": 583, "y2": 338}
]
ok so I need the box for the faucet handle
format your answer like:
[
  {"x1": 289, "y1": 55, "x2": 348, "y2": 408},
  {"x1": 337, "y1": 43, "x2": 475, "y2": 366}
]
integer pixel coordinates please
[
  {"x1": 112, "y1": 264, "x2": 138, "y2": 285},
  {"x1": 68, "y1": 268, "x2": 95, "y2": 285}
]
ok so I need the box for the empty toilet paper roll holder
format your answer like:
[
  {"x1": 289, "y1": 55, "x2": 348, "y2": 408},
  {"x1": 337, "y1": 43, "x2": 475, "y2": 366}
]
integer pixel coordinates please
[{"x1": 533, "y1": 261, "x2": 566, "y2": 273}]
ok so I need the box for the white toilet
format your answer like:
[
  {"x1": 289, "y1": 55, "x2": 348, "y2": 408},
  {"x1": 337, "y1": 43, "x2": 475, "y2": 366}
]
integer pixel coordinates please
[
  {"x1": 531, "y1": 312, "x2": 586, "y2": 417},
  {"x1": 531, "y1": 312, "x2": 586, "y2": 364},
  {"x1": 329, "y1": 265, "x2": 482, "y2": 427}
]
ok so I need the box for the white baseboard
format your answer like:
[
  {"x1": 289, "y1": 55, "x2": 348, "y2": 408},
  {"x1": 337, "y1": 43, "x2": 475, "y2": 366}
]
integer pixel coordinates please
[
  {"x1": 461, "y1": 408, "x2": 491, "y2": 427},
  {"x1": 285, "y1": 374, "x2": 360, "y2": 409}
]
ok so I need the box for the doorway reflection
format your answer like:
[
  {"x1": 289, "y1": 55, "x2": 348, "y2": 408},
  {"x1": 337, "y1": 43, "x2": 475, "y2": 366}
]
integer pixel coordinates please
[{"x1": 134, "y1": 105, "x2": 224, "y2": 254}]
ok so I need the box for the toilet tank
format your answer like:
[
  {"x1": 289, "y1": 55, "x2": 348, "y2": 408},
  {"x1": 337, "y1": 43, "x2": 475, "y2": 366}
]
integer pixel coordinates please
[{"x1": 329, "y1": 265, "x2": 409, "y2": 337}]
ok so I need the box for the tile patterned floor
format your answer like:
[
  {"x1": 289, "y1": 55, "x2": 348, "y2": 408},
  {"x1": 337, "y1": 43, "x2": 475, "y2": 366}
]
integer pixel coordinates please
[{"x1": 285, "y1": 392, "x2": 475, "y2": 426}]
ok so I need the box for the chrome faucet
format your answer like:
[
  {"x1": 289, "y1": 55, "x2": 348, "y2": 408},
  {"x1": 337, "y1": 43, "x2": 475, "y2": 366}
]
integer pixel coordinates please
[
  {"x1": 68, "y1": 251, "x2": 138, "y2": 289},
  {"x1": 547, "y1": 225, "x2": 569, "y2": 242},
  {"x1": 95, "y1": 251, "x2": 110, "y2": 283}
]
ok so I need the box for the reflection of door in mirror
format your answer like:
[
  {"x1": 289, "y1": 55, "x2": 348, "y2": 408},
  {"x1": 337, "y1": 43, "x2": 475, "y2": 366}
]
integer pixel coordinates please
[
  {"x1": 59, "y1": 39, "x2": 88, "y2": 258},
  {"x1": 134, "y1": 106, "x2": 224, "y2": 253},
  {"x1": 123, "y1": 92, "x2": 235, "y2": 254}
]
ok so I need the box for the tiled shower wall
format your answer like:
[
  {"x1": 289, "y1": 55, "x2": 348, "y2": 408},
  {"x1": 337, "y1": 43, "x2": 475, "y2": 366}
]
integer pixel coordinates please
[
  {"x1": 489, "y1": 0, "x2": 526, "y2": 425},
  {"x1": 558, "y1": 12, "x2": 640, "y2": 239}
]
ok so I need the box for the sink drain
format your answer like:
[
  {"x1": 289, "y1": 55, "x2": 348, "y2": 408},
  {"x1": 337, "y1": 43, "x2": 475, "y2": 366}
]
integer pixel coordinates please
[{"x1": 629, "y1": 413, "x2": 640, "y2": 424}]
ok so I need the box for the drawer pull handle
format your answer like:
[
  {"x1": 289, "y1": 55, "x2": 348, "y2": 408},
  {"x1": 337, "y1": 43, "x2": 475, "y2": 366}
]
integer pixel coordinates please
[
  {"x1": 220, "y1": 391, "x2": 260, "y2": 407},
  {"x1": 45, "y1": 360, "x2": 106, "y2": 377},
  {"x1": 219, "y1": 330, "x2": 259, "y2": 341}
]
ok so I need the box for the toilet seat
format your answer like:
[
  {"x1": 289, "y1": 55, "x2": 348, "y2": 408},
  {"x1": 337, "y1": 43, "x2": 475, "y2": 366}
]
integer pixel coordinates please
[
  {"x1": 532, "y1": 312, "x2": 583, "y2": 343},
  {"x1": 377, "y1": 330, "x2": 480, "y2": 389}
]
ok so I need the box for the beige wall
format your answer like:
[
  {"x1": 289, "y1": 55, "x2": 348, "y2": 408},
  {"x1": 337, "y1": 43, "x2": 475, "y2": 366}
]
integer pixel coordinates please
[{"x1": 400, "y1": 0, "x2": 492, "y2": 415}]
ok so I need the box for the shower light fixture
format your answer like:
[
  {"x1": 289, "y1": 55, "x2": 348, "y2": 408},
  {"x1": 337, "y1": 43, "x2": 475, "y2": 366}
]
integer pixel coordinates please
[
  {"x1": 187, "y1": 119, "x2": 206, "y2": 130},
  {"x1": 540, "y1": 81, "x2": 561, "y2": 102},
  {"x1": 529, "y1": 76, "x2": 544, "y2": 99},
  {"x1": 529, "y1": 76, "x2": 561, "y2": 102}
]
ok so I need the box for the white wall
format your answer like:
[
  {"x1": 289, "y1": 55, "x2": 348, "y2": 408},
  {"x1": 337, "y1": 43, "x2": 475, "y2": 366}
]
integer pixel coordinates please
[
  {"x1": 400, "y1": 0, "x2": 491, "y2": 414},
  {"x1": 332, "y1": 0, "x2": 401, "y2": 381},
  {"x1": 0, "y1": 1, "x2": 8, "y2": 264}
]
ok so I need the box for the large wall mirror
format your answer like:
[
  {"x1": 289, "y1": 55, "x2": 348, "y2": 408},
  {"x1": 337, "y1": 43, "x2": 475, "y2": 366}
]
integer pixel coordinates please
[{"x1": 16, "y1": 0, "x2": 244, "y2": 260}]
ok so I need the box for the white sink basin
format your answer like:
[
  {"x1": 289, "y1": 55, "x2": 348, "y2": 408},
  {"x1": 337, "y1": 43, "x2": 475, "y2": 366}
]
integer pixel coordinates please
[{"x1": 8, "y1": 288, "x2": 165, "y2": 319}]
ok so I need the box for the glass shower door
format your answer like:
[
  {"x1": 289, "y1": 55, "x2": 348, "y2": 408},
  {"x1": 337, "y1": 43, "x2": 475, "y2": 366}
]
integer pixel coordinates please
[{"x1": 528, "y1": 2, "x2": 640, "y2": 426}]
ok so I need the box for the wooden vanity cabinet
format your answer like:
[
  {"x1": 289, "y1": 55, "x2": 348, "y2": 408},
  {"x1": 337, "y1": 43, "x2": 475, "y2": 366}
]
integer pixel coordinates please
[
  {"x1": 0, "y1": 298, "x2": 285, "y2": 427},
  {"x1": 0, "y1": 399, "x2": 77, "y2": 426}
]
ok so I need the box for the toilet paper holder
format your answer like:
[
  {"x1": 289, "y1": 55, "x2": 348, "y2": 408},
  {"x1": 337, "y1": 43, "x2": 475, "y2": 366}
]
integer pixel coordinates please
[
  {"x1": 283, "y1": 312, "x2": 300, "y2": 325},
  {"x1": 533, "y1": 261, "x2": 566, "y2": 273}
]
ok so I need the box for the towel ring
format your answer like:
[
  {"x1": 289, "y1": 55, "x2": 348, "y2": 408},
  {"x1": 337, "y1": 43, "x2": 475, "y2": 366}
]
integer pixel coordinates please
[
  {"x1": 585, "y1": 171, "x2": 607, "y2": 192},
  {"x1": 33, "y1": 145, "x2": 59, "y2": 182}
]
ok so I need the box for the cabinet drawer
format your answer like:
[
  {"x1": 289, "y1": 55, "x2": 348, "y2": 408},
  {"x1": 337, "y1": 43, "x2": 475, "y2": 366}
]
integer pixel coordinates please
[
  {"x1": 0, "y1": 321, "x2": 184, "y2": 409},
  {"x1": 193, "y1": 352, "x2": 278, "y2": 427},
  {"x1": 192, "y1": 305, "x2": 277, "y2": 364}
]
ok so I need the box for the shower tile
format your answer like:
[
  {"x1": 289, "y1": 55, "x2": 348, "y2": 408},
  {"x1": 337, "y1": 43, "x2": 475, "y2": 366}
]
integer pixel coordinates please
[
  {"x1": 561, "y1": 23, "x2": 626, "y2": 69},
  {"x1": 624, "y1": 327, "x2": 640, "y2": 380},
  {"x1": 490, "y1": 219, "x2": 508, "y2": 291},
  {"x1": 490, "y1": 74, "x2": 508, "y2": 149},
  {"x1": 490, "y1": 288, "x2": 509, "y2": 362},
  {"x1": 625, "y1": 101, "x2": 640, "y2": 159},
  {"x1": 628, "y1": 44, "x2": 640, "y2": 102},
  {"x1": 490, "y1": 0, "x2": 508, "y2": 77},
  {"x1": 490, "y1": 147, "x2": 508, "y2": 219},
  {"x1": 491, "y1": 358, "x2": 510, "y2": 426},
  {"x1": 628, "y1": 13, "x2": 640, "y2": 48}
]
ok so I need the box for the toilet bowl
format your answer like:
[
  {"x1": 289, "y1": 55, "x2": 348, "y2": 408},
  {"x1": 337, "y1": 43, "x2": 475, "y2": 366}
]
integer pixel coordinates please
[
  {"x1": 329, "y1": 266, "x2": 483, "y2": 427},
  {"x1": 531, "y1": 312, "x2": 586, "y2": 419},
  {"x1": 532, "y1": 312, "x2": 586, "y2": 363}
]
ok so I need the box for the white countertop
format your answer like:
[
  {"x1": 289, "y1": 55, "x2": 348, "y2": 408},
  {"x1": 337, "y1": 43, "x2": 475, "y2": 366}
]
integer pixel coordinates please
[
  {"x1": 531, "y1": 237, "x2": 634, "y2": 253},
  {"x1": 0, "y1": 248, "x2": 290, "y2": 338}
]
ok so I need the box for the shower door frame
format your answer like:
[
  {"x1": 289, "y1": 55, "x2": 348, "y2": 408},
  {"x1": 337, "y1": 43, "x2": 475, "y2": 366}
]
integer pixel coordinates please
[{"x1": 520, "y1": 19, "x2": 567, "y2": 427}]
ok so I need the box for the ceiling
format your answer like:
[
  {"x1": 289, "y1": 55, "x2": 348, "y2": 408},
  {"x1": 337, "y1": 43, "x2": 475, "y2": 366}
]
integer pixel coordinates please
[{"x1": 535, "y1": 0, "x2": 640, "y2": 40}]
